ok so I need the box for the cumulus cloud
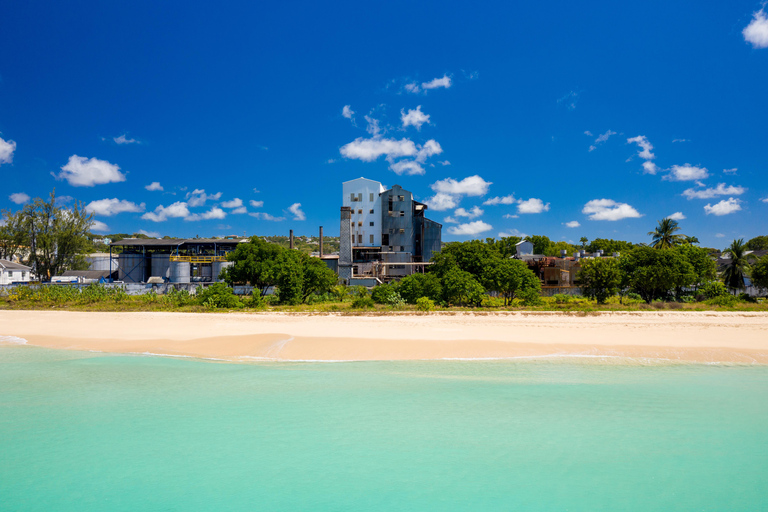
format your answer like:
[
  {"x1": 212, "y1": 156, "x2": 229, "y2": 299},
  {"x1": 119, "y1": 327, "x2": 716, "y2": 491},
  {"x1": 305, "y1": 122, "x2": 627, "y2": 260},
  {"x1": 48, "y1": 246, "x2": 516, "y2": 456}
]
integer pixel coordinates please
[
  {"x1": 249, "y1": 200, "x2": 264, "y2": 208},
  {"x1": 483, "y1": 195, "x2": 516, "y2": 206},
  {"x1": 743, "y1": 9, "x2": 768, "y2": 48},
  {"x1": 454, "y1": 206, "x2": 484, "y2": 219},
  {"x1": 0, "y1": 136, "x2": 17, "y2": 164},
  {"x1": 665, "y1": 164, "x2": 709, "y2": 182},
  {"x1": 364, "y1": 116, "x2": 381, "y2": 136},
  {"x1": 582, "y1": 199, "x2": 642, "y2": 221},
  {"x1": 424, "y1": 192, "x2": 458, "y2": 211},
  {"x1": 401, "y1": 106, "x2": 430, "y2": 130},
  {"x1": 221, "y1": 198, "x2": 243, "y2": 208},
  {"x1": 114, "y1": 134, "x2": 139, "y2": 145},
  {"x1": 342, "y1": 105, "x2": 355, "y2": 120},
  {"x1": 89, "y1": 220, "x2": 109, "y2": 232},
  {"x1": 704, "y1": 198, "x2": 742, "y2": 216},
  {"x1": 447, "y1": 220, "x2": 492, "y2": 236},
  {"x1": 186, "y1": 207, "x2": 227, "y2": 221},
  {"x1": 439, "y1": 160, "x2": 451, "y2": 166},
  {"x1": 430, "y1": 175, "x2": 491, "y2": 196},
  {"x1": 138, "y1": 229, "x2": 160, "y2": 238},
  {"x1": 249, "y1": 212, "x2": 285, "y2": 221},
  {"x1": 564, "y1": 220, "x2": 580, "y2": 228},
  {"x1": 86, "y1": 198, "x2": 145, "y2": 217},
  {"x1": 517, "y1": 198, "x2": 550, "y2": 214},
  {"x1": 499, "y1": 229, "x2": 526, "y2": 238},
  {"x1": 145, "y1": 182, "x2": 163, "y2": 191},
  {"x1": 682, "y1": 183, "x2": 746, "y2": 200},
  {"x1": 56, "y1": 155, "x2": 126, "y2": 187},
  {"x1": 668, "y1": 212, "x2": 686, "y2": 220},
  {"x1": 642, "y1": 161, "x2": 659, "y2": 174},
  {"x1": 230, "y1": 206, "x2": 247, "y2": 215},
  {"x1": 340, "y1": 137, "x2": 417, "y2": 162},
  {"x1": 186, "y1": 189, "x2": 222, "y2": 207},
  {"x1": 9, "y1": 192, "x2": 30, "y2": 204},
  {"x1": 390, "y1": 160, "x2": 425, "y2": 176},
  {"x1": 421, "y1": 74, "x2": 452, "y2": 90},
  {"x1": 626, "y1": 136, "x2": 657, "y2": 173},
  {"x1": 762, "y1": 196, "x2": 768, "y2": 203},
  {"x1": 288, "y1": 203, "x2": 306, "y2": 221},
  {"x1": 141, "y1": 202, "x2": 191, "y2": 222}
]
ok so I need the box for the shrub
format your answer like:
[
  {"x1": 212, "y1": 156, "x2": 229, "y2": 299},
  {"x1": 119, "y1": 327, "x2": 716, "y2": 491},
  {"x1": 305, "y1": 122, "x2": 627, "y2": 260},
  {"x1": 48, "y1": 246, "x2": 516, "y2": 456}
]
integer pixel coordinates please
[
  {"x1": 331, "y1": 285, "x2": 350, "y2": 301},
  {"x1": 552, "y1": 294, "x2": 574, "y2": 304},
  {"x1": 350, "y1": 296, "x2": 375, "y2": 309},
  {"x1": 371, "y1": 284, "x2": 400, "y2": 304},
  {"x1": 350, "y1": 286, "x2": 370, "y2": 299},
  {"x1": 518, "y1": 288, "x2": 543, "y2": 306},
  {"x1": 196, "y1": 283, "x2": 242, "y2": 309},
  {"x1": 705, "y1": 294, "x2": 739, "y2": 307},
  {"x1": 242, "y1": 294, "x2": 266, "y2": 308},
  {"x1": 416, "y1": 297, "x2": 435, "y2": 311},
  {"x1": 386, "y1": 292, "x2": 405, "y2": 309},
  {"x1": 738, "y1": 293, "x2": 757, "y2": 303},
  {"x1": 700, "y1": 281, "x2": 729, "y2": 299},
  {"x1": 398, "y1": 273, "x2": 442, "y2": 303}
]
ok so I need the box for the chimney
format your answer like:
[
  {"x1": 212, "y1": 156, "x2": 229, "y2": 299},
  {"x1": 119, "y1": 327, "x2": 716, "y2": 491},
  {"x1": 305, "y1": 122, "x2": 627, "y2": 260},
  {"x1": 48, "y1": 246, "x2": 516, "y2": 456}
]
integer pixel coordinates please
[
  {"x1": 319, "y1": 226, "x2": 324, "y2": 257},
  {"x1": 339, "y1": 207, "x2": 353, "y2": 283},
  {"x1": 289, "y1": 230, "x2": 294, "y2": 250}
]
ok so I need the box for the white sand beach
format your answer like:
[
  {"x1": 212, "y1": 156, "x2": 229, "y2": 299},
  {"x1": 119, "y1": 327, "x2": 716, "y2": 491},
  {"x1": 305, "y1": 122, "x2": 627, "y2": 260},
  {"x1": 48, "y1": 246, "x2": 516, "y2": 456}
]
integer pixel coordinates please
[{"x1": 1, "y1": 310, "x2": 767, "y2": 363}]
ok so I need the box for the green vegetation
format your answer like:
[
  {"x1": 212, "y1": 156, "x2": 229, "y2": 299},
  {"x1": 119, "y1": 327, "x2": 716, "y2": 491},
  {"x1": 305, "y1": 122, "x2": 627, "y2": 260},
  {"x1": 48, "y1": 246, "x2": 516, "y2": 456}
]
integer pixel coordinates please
[
  {"x1": 579, "y1": 257, "x2": 621, "y2": 304},
  {"x1": 648, "y1": 217, "x2": 686, "y2": 249},
  {"x1": 721, "y1": 238, "x2": 757, "y2": 292}
]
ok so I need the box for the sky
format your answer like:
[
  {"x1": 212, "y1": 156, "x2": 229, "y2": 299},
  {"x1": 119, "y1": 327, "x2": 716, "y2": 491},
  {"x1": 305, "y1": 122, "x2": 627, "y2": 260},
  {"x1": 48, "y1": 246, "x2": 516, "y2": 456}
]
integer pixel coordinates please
[{"x1": 1, "y1": 1, "x2": 767, "y2": 248}]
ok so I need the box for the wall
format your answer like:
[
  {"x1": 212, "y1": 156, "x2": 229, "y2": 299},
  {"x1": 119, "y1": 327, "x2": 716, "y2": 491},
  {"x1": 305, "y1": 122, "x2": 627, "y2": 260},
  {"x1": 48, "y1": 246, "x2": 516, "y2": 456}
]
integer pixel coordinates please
[{"x1": 342, "y1": 178, "x2": 385, "y2": 248}]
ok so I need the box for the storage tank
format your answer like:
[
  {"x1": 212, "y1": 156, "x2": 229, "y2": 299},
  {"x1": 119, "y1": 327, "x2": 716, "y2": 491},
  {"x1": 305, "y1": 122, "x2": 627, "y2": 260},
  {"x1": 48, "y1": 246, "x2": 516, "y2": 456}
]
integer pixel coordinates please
[
  {"x1": 169, "y1": 260, "x2": 190, "y2": 284},
  {"x1": 118, "y1": 254, "x2": 146, "y2": 283},
  {"x1": 87, "y1": 253, "x2": 118, "y2": 271},
  {"x1": 200, "y1": 264, "x2": 213, "y2": 280},
  {"x1": 212, "y1": 261, "x2": 233, "y2": 282},
  {"x1": 151, "y1": 254, "x2": 171, "y2": 280}
]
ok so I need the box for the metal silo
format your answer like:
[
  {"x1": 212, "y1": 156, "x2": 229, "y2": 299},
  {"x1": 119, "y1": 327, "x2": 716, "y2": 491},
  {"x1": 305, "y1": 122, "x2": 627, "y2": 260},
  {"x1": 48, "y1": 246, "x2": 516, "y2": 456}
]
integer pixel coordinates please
[
  {"x1": 213, "y1": 261, "x2": 233, "y2": 282},
  {"x1": 118, "y1": 254, "x2": 146, "y2": 283},
  {"x1": 151, "y1": 254, "x2": 171, "y2": 280},
  {"x1": 169, "y1": 261, "x2": 191, "y2": 283}
]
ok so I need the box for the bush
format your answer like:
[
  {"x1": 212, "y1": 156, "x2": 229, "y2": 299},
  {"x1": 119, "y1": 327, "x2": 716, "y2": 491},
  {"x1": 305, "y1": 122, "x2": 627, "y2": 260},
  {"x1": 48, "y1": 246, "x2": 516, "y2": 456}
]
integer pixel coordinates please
[
  {"x1": 416, "y1": 297, "x2": 435, "y2": 311},
  {"x1": 700, "y1": 281, "x2": 729, "y2": 299},
  {"x1": 350, "y1": 286, "x2": 370, "y2": 299},
  {"x1": 518, "y1": 288, "x2": 543, "y2": 306},
  {"x1": 705, "y1": 294, "x2": 739, "y2": 307},
  {"x1": 350, "y1": 296, "x2": 375, "y2": 309},
  {"x1": 386, "y1": 292, "x2": 405, "y2": 309},
  {"x1": 196, "y1": 283, "x2": 242, "y2": 309},
  {"x1": 738, "y1": 293, "x2": 757, "y2": 303},
  {"x1": 552, "y1": 293, "x2": 575, "y2": 304},
  {"x1": 242, "y1": 294, "x2": 266, "y2": 308},
  {"x1": 371, "y1": 284, "x2": 400, "y2": 304},
  {"x1": 398, "y1": 273, "x2": 443, "y2": 303}
]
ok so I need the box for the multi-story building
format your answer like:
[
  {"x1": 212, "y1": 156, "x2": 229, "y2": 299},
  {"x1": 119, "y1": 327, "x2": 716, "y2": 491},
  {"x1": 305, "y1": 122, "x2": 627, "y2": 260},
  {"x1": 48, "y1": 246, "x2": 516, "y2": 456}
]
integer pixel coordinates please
[{"x1": 339, "y1": 177, "x2": 441, "y2": 283}]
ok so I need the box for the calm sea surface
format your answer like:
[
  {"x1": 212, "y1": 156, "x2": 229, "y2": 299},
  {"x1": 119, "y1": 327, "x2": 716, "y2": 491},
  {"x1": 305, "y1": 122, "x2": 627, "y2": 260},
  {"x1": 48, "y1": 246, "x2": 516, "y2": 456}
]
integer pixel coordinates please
[{"x1": 1, "y1": 345, "x2": 767, "y2": 511}]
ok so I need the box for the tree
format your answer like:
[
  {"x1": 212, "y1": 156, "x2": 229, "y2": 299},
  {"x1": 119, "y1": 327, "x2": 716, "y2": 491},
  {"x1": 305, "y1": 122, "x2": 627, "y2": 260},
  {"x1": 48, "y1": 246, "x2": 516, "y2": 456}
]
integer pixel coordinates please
[
  {"x1": 483, "y1": 258, "x2": 540, "y2": 305},
  {"x1": 222, "y1": 237, "x2": 284, "y2": 296},
  {"x1": 3, "y1": 191, "x2": 94, "y2": 281},
  {"x1": 586, "y1": 238, "x2": 634, "y2": 255},
  {"x1": 527, "y1": 235, "x2": 552, "y2": 255},
  {"x1": 648, "y1": 218, "x2": 686, "y2": 249},
  {"x1": 674, "y1": 244, "x2": 716, "y2": 289},
  {"x1": 721, "y1": 239, "x2": 756, "y2": 292},
  {"x1": 300, "y1": 255, "x2": 338, "y2": 301},
  {"x1": 441, "y1": 269, "x2": 485, "y2": 307},
  {"x1": 745, "y1": 235, "x2": 768, "y2": 251},
  {"x1": 618, "y1": 247, "x2": 696, "y2": 303},
  {"x1": 397, "y1": 273, "x2": 443, "y2": 303},
  {"x1": 750, "y1": 255, "x2": 768, "y2": 294},
  {"x1": 0, "y1": 208, "x2": 29, "y2": 261},
  {"x1": 430, "y1": 240, "x2": 500, "y2": 280},
  {"x1": 579, "y1": 258, "x2": 622, "y2": 304},
  {"x1": 545, "y1": 241, "x2": 579, "y2": 257},
  {"x1": 579, "y1": 237, "x2": 588, "y2": 249},
  {"x1": 273, "y1": 251, "x2": 304, "y2": 305}
]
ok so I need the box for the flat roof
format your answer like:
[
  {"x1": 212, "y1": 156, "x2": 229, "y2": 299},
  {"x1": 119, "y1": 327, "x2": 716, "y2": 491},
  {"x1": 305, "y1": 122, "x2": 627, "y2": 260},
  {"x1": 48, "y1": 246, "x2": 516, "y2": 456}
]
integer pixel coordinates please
[{"x1": 110, "y1": 238, "x2": 247, "y2": 247}]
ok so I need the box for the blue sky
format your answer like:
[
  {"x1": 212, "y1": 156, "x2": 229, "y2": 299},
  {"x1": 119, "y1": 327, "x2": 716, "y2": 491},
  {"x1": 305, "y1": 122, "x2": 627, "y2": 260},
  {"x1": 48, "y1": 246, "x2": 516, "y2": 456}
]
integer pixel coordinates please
[{"x1": 1, "y1": 1, "x2": 766, "y2": 248}]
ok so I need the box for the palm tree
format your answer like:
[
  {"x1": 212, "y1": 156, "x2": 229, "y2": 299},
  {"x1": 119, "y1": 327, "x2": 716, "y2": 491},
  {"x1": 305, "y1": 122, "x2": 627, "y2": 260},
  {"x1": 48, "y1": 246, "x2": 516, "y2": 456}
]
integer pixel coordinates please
[
  {"x1": 648, "y1": 218, "x2": 685, "y2": 249},
  {"x1": 721, "y1": 239, "x2": 756, "y2": 292}
]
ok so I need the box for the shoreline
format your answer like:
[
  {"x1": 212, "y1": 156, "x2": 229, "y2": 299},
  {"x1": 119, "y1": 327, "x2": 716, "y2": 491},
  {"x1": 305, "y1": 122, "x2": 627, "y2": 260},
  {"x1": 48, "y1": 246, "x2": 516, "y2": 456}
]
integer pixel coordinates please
[{"x1": 2, "y1": 310, "x2": 768, "y2": 364}]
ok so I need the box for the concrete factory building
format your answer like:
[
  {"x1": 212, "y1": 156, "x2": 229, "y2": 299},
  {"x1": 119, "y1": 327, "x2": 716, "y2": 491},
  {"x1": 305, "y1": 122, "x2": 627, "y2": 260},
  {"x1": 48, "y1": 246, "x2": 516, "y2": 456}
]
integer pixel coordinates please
[{"x1": 339, "y1": 177, "x2": 441, "y2": 284}]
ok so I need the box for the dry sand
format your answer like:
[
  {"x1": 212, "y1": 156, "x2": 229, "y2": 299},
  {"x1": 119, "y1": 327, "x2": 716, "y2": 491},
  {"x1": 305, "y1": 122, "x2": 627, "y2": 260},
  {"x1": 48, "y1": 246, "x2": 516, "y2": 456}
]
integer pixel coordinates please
[{"x1": 1, "y1": 310, "x2": 768, "y2": 363}]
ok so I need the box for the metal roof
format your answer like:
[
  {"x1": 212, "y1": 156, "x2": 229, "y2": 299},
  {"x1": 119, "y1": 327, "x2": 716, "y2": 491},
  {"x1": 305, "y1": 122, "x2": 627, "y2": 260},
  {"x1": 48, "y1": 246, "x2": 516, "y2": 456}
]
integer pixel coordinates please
[{"x1": 110, "y1": 238, "x2": 247, "y2": 247}]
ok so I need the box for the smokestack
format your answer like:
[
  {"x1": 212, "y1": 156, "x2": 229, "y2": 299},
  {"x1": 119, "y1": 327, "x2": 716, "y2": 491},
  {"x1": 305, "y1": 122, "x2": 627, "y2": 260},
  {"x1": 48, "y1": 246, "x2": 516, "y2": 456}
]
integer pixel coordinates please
[
  {"x1": 319, "y1": 226, "x2": 324, "y2": 257},
  {"x1": 289, "y1": 230, "x2": 294, "y2": 250}
]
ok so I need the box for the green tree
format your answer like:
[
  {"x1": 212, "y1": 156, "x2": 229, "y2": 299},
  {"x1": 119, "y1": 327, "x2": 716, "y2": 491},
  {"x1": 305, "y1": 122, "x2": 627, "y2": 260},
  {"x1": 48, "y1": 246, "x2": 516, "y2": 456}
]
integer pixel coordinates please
[
  {"x1": 301, "y1": 256, "x2": 338, "y2": 301},
  {"x1": 222, "y1": 237, "x2": 284, "y2": 296},
  {"x1": 586, "y1": 238, "x2": 634, "y2": 255},
  {"x1": 619, "y1": 247, "x2": 696, "y2": 303},
  {"x1": 397, "y1": 273, "x2": 443, "y2": 303},
  {"x1": 430, "y1": 240, "x2": 500, "y2": 280},
  {"x1": 482, "y1": 258, "x2": 540, "y2": 305},
  {"x1": 0, "y1": 208, "x2": 29, "y2": 261},
  {"x1": 721, "y1": 239, "x2": 756, "y2": 292},
  {"x1": 749, "y1": 255, "x2": 768, "y2": 293},
  {"x1": 648, "y1": 218, "x2": 686, "y2": 249},
  {"x1": 579, "y1": 237, "x2": 588, "y2": 249},
  {"x1": 579, "y1": 258, "x2": 622, "y2": 304},
  {"x1": 545, "y1": 241, "x2": 579, "y2": 257},
  {"x1": 745, "y1": 235, "x2": 768, "y2": 251},
  {"x1": 674, "y1": 244, "x2": 716, "y2": 289},
  {"x1": 441, "y1": 269, "x2": 485, "y2": 307},
  {"x1": 490, "y1": 236, "x2": 523, "y2": 258},
  {"x1": 527, "y1": 235, "x2": 552, "y2": 255},
  {"x1": 274, "y1": 251, "x2": 304, "y2": 304}
]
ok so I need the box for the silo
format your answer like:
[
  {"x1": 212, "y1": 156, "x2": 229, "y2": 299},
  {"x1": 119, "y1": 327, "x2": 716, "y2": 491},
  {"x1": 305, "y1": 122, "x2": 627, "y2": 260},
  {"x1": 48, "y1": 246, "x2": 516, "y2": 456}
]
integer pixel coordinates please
[
  {"x1": 118, "y1": 254, "x2": 146, "y2": 283},
  {"x1": 169, "y1": 260, "x2": 191, "y2": 283},
  {"x1": 213, "y1": 261, "x2": 233, "y2": 282},
  {"x1": 151, "y1": 254, "x2": 171, "y2": 280},
  {"x1": 87, "y1": 253, "x2": 117, "y2": 271}
]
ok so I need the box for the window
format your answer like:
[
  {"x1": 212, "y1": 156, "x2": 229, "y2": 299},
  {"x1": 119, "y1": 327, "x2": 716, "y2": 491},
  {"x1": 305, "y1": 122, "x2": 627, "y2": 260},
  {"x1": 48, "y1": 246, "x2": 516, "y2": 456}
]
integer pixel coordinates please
[
  {"x1": 369, "y1": 209, "x2": 374, "y2": 214},
  {"x1": 398, "y1": 195, "x2": 405, "y2": 201},
  {"x1": 369, "y1": 193, "x2": 374, "y2": 202},
  {"x1": 358, "y1": 209, "x2": 362, "y2": 214},
  {"x1": 382, "y1": 234, "x2": 389, "y2": 245},
  {"x1": 358, "y1": 221, "x2": 363, "y2": 226},
  {"x1": 399, "y1": 211, "x2": 405, "y2": 217},
  {"x1": 388, "y1": 246, "x2": 393, "y2": 251},
  {"x1": 350, "y1": 193, "x2": 356, "y2": 202},
  {"x1": 399, "y1": 228, "x2": 405, "y2": 234},
  {"x1": 370, "y1": 234, "x2": 374, "y2": 243},
  {"x1": 358, "y1": 234, "x2": 363, "y2": 244},
  {"x1": 358, "y1": 193, "x2": 363, "y2": 201},
  {"x1": 370, "y1": 222, "x2": 374, "y2": 226},
  {"x1": 400, "y1": 246, "x2": 405, "y2": 251},
  {"x1": 351, "y1": 222, "x2": 355, "y2": 228}
]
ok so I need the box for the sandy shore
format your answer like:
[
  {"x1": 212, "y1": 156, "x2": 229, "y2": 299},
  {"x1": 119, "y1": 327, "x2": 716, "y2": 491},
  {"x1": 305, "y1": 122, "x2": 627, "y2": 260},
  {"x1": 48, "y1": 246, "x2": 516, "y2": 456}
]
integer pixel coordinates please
[{"x1": 1, "y1": 310, "x2": 768, "y2": 363}]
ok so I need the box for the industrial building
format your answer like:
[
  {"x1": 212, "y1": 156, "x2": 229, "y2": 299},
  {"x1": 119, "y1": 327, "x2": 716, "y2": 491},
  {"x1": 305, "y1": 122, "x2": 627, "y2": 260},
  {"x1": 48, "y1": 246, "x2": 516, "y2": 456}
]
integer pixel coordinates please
[{"x1": 339, "y1": 177, "x2": 442, "y2": 284}]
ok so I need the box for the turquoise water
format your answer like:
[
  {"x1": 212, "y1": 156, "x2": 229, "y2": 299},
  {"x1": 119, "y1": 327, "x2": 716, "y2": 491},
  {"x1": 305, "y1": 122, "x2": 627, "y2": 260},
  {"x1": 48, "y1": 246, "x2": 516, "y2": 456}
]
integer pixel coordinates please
[{"x1": 1, "y1": 346, "x2": 767, "y2": 511}]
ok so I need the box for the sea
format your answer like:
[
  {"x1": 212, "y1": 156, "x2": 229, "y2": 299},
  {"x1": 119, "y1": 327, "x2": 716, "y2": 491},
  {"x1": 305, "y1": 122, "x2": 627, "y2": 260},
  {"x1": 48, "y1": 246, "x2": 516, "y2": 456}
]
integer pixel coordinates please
[{"x1": 1, "y1": 342, "x2": 767, "y2": 511}]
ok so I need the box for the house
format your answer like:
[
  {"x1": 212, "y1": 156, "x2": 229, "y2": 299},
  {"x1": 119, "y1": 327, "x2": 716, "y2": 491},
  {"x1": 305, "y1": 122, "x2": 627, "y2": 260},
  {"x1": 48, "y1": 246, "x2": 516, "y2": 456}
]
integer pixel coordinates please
[{"x1": 0, "y1": 259, "x2": 32, "y2": 285}]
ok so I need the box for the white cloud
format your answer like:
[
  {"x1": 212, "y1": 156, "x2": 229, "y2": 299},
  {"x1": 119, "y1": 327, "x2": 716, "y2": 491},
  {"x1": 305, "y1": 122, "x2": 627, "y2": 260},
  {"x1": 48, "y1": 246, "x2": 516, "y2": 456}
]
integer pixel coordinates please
[
  {"x1": 715, "y1": 233, "x2": 725, "y2": 238},
  {"x1": 186, "y1": 207, "x2": 227, "y2": 221},
  {"x1": 503, "y1": 214, "x2": 519, "y2": 219},
  {"x1": 221, "y1": 198, "x2": 243, "y2": 208},
  {"x1": 723, "y1": 168, "x2": 738, "y2": 175},
  {"x1": 145, "y1": 182, "x2": 163, "y2": 191},
  {"x1": 498, "y1": 229, "x2": 526, "y2": 238},
  {"x1": 564, "y1": 220, "x2": 580, "y2": 228},
  {"x1": 416, "y1": 139, "x2": 442, "y2": 161},
  {"x1": 582, "y1": 199, "x2": 642, "y2": 221},
  {"x1": 665, "y1": 164, "x2": 709, "y2": 182},
  {"x1": 595, "y1": 129, "x2": 616, "y2": 144},
  {"x1": 557, "y1": 91, "x2": 579, "y2": 110},
  {"x1": 584, "y1": 131, "x2": 593, "y2": 137},
  {"x1": 424, "y1": 192, "x2": 458, "y2": 211},
  {"x1": 447, "y1": 220, "x2": 492, "y2": 236},
  {"x1": 186, "y1": 189, "x2": 222, "y2": 207},
  {"x1": 249, "y1": 200, "x2": 264, "y2": 208},
  {"x1": 682, "y1": 183, "x2": 746, "y2": 200},
  {"x1": 401, "y1": 106, "x2": 430, "y2": 130},
  {"x1": 443, "y1": 216, "x2": 458, "y2": 224},
  {"x1": 56, "y1": 155, "x2": 126, "y2": 187},
  {"x1": 439, "y1": 160, "x2": 451, "y2": 166},
  {"x1": 86, "y1": 198, "x2": 145, "y2": 217},
  {"x1": 704, "y1": 198, "x2": 742, "y2": 216},
  {"x1": 642, "y1": 161, "x2": 659, "y2": 175},
  {"x1": 390, "y1": 160, "x2": 425, "y2": 176},
  {"x1": 627, "y1": 135, "x2": 655, "y2": 161},
  {"x1": 762, "y1": 196, "x2": 768, "y2": 203},
  {"x1": 364, "y1": 116, "x2": 380, "y2": 136},
  {"x1": 483, "y1": 194, "x2": 516, "y2": 206},
  {"x1": 230, "y1": 206, "x2": 247, "y2": 215},
  {"x1": 430, "y1": 175, "x2": 491, "y2": 196},
  {"x1": 404, "y1": 82, "x2": 420, "y2": 93},
  {"x1": 9, "y1": 192, "x2": 30, "y2": 204},
  {"x1": 141, "y1": 202, "x2": 191, "y2": 222},
  {"x1": 114, "y1": 134, "x2": 139, "y2": 145},
  {"x1": 138, "y1": 229, "x2": 160, "y2": 238},
  {"x1": 517, "y1": 198, "x2": 550, "y2": 214},
  {"x1": 0, "y1": 136, "x2": 17, "y2": 164},
  {"x1": 288, "y1": 203, "x2": 306, "y2": 221},
  {"x1": 422, "y1": 74, "x2": 452, "y2": 90},
  {"x1": 743, "y1": 9, "x2": 768, "y2": 48},
  {"x1": 89, "y1": 220, "x2": 109, "y2": 232},
  {"x1": 672, "y1": 138, "x2": 690, "y2": 143},
  {"x1": 668, "y1": 212, "x2": 686, "y2": 221},
  {"x1": 340, "y1": 137, "x2": 417, "y2": 161},
  {"x1": 249, "y1": 212, "x2": 284, "y2": 221},
  {"x1": 454, "y1": 206, "x2": 484, "y2": 219},
  {"x1": 342, "y1": 105, "x2": 355, "y2": 119}
]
